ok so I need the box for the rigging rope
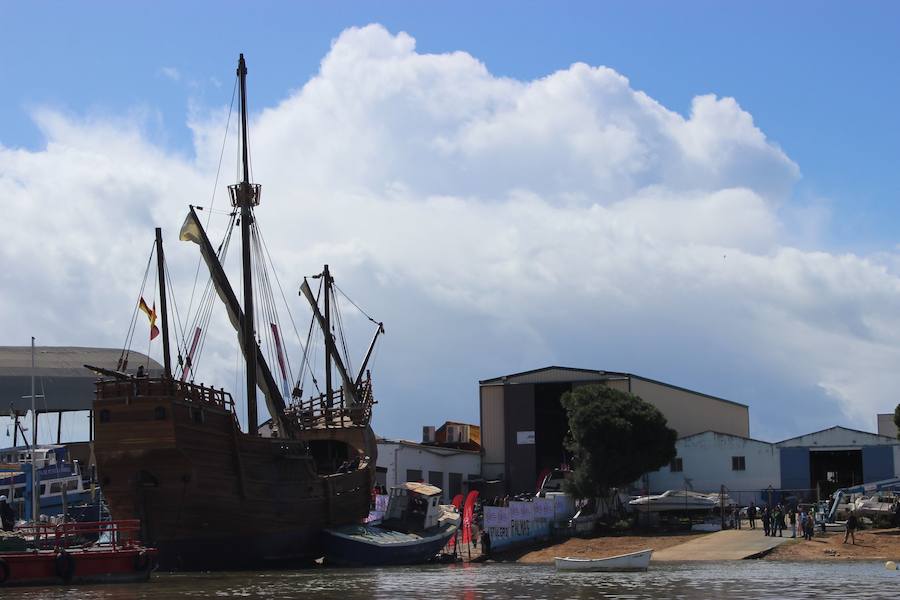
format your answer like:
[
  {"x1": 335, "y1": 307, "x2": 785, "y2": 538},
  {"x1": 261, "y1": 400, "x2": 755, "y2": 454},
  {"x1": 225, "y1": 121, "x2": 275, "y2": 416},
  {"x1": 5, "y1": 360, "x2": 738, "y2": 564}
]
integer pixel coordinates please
[
  {"x1": 118, "y1": 241, "x2": 156, "y2": 371},
  {"x1": 185, "y1": 76, "x2": 237, "y2": 327}
]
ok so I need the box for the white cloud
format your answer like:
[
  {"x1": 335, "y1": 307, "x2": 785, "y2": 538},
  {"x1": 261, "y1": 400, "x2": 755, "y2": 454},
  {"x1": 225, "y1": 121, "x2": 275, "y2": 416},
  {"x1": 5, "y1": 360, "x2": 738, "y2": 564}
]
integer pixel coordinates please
[
  {"x1": 159, "y1": 66, "x2": 181, "y2": 82},
  {"x1": 1, "y1": 24, "x2": 896, "y2": 442}
]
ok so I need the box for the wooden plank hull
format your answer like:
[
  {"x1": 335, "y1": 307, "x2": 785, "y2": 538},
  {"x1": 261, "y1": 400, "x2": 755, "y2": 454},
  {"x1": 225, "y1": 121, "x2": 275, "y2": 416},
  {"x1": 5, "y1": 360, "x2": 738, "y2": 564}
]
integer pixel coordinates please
[{"x1": 93, "y1": 379, "x2": 375, "y2": 570}]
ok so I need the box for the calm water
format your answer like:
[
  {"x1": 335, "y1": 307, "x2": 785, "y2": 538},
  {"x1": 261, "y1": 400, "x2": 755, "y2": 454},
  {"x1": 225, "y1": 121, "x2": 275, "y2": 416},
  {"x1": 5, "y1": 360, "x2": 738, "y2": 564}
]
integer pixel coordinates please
[{"x1": 10, "y1": 561, "x2": 899, "y2": 599}]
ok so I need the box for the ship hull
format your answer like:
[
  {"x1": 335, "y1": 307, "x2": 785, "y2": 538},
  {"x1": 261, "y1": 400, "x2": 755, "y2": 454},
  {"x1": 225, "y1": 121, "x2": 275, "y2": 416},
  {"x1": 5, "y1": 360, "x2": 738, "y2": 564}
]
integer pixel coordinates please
[{"x1": 93, "y1": 378, "x2": 375, "y2": 571}]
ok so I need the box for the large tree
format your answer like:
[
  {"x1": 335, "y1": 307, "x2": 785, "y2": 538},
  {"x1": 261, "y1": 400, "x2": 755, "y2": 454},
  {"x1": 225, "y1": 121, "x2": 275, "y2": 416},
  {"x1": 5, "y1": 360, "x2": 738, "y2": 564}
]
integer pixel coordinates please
[
  {"x1": 561, "y1": 384, "x2": 677, "y2": 498},
  {"x1": 894, "y1": 403, "x2": 900, "y2": 440}
]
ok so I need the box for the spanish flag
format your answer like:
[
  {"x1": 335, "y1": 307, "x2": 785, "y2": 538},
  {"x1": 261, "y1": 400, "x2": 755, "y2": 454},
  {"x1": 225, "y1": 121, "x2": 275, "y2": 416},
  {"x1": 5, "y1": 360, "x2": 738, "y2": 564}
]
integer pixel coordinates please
[{"x1": 138, "y1": 297, "x2": 160, "y2": 340}]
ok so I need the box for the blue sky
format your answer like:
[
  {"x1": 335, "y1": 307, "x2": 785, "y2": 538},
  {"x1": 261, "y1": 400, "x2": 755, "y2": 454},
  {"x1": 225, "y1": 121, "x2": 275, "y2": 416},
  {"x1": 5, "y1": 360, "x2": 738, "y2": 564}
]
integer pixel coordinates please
[
  {"x1": 5, "y1": 2, "x2": 897, "y2": 248},
  {"x1": 2, "y1": 2, "x2": 900, "y2": 443}
]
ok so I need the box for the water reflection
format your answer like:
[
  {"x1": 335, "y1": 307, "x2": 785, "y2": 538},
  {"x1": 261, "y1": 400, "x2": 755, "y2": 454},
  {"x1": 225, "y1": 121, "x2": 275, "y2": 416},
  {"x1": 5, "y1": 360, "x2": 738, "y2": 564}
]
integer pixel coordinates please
[{"x1": 10, "y1": 561, "x2": 899, "y2": 600}]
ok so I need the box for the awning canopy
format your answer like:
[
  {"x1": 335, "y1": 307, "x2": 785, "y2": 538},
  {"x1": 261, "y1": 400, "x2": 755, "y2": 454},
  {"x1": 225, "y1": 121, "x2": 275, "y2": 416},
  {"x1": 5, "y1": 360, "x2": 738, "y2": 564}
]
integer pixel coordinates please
[{"x1": 0, "y1": 347, "x2": 163, "y2": 413}]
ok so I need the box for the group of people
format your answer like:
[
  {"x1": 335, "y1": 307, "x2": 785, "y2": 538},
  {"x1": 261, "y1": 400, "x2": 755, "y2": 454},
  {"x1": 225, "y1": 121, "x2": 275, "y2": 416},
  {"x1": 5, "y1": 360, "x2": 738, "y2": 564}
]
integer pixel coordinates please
[{"x1": 744, "y1": 502, "x2": 816, "y2": 540}]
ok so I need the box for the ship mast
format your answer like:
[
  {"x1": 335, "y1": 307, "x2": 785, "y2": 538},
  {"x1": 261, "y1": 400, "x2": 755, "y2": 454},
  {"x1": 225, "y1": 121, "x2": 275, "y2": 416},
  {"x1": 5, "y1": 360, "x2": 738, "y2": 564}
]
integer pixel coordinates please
[
  {"x1": 155, "y1": 227, "x2": 172, "y2": 378},
  {"x1": 237, "y1": 54, "x2": 259, "y2": 435}
]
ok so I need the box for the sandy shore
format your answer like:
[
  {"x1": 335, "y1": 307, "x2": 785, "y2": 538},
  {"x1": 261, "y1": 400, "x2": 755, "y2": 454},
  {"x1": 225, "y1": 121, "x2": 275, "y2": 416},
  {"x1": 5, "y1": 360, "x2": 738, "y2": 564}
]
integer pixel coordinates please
[
  {"x1": 500, "y1": 527, "x2": 900, "y2": 563},
  {"x1": 763, "y1": 528, "x2": 900, "y2": 561},
  {"x1": 507, "y1": 533, "x2": 701, "y2": 564}
]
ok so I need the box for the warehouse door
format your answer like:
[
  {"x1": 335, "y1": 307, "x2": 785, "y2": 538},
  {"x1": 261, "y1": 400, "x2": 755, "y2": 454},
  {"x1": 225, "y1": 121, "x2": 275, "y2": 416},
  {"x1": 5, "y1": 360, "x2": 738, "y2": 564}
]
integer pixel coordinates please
[{"x1": 809, "y1": 449, "x2": 862, "y2": 498}]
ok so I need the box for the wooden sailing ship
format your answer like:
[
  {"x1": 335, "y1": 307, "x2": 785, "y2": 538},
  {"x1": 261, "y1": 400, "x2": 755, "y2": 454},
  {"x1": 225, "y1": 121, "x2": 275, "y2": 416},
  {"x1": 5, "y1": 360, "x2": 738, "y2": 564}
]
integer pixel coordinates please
[{"x1": 90, "y1": 55, "x2": 382, "y2": 570}]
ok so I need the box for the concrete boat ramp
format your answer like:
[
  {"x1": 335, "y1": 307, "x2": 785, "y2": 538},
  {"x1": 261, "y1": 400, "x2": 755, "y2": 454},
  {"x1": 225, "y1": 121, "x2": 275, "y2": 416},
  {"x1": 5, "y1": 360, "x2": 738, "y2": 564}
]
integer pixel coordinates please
[{"x1": 652, "y1": 529, "x2": 791, "y2": 561}]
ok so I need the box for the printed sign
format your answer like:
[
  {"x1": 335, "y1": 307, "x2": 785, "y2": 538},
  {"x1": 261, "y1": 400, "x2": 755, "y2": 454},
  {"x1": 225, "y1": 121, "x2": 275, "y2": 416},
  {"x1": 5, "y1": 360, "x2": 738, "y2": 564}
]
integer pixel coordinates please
[
  {"x1": 484, "y1": 506, "x2": 510, "y2": 529},
  {"x1": 534, "y1": 497, "x2": 554, "y2": 520},
  {"x1": 516, "y1": 431, "x2": 535, "y2": 445},
  {"x1": 509, "y1": 501, "x2": 534, "y2": 522}
]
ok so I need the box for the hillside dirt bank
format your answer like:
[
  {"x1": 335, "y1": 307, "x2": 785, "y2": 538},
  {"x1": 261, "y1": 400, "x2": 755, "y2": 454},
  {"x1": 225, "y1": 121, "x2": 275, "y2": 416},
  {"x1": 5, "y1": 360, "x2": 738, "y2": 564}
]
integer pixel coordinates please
[
  {"x1": 763, "y1": 528, "x2": 900, "y2": 561},
  {"x1": 501, "y1": 533, "x2": 701, "y2": 564}
]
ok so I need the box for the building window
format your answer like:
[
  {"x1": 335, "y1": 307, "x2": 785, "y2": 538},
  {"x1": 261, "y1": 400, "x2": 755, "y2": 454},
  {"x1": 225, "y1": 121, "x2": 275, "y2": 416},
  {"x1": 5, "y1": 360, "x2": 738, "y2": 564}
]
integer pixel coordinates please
[
  {"x1": 670, "y1": 458, "x2": 683, "y2": 472},
  {"x1": 99, "y1": 409, "x2": 111, "y2": 423},
  {"x1": 449, "y1": 472, "x2": 463, "y2": 499},
  {"x1": 191, "y1": 408, "x2": 204, "y2": 424},
  {"x1": 154, "y1": 406, "x2": 167, "y2": 420},
  {"x1": 428, "y1": 471, "x2": 443, "y2": 490},
  {"x1": 732, "y1": 456, "x2": 746, "y2": 471},
  {"x1": 406, "y1": 469, "x2": 423, "y2": 483}
]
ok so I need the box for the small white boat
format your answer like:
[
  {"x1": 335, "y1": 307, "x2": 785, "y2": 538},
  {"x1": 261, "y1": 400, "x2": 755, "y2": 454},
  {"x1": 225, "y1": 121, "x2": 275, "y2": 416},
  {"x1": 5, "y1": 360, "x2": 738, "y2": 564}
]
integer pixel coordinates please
[{"x1": 555, "y1": 548, "x2": 652, "y2": 572}]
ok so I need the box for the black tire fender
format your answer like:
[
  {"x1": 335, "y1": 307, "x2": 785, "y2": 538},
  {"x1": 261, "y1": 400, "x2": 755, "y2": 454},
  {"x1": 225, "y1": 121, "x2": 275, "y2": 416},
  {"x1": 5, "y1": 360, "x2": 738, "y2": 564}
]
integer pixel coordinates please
[
  {"x1": 54, "y1": 550, "x2": 75, "y2": 583},
  {"x1": 0, "y1": 557, "x2": 10, "y2": 584}
]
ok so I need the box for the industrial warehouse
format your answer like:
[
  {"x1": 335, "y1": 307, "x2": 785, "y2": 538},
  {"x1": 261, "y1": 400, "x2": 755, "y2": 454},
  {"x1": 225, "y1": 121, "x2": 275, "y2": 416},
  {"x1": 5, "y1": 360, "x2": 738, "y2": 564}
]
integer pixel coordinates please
[{"x1": 478, "y1": 366, "x2": 900, "y2": 504}]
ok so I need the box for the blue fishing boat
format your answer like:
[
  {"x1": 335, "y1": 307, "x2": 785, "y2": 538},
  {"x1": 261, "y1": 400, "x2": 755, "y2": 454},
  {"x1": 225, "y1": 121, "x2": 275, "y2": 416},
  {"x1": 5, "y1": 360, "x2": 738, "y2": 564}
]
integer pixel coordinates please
[
  {"x1": 322, "y1": 482, "x2": 460, "y2": 566},
  {"x1": 0, "y1": 445, "x2": 92, "y2": 517}
]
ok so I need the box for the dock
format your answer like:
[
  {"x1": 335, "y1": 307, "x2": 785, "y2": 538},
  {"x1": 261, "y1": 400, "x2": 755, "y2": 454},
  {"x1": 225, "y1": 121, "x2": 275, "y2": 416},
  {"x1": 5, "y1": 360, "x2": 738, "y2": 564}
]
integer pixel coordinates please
[{"x1": 652, "y1": 529, "x2": 792, "y2": 561}]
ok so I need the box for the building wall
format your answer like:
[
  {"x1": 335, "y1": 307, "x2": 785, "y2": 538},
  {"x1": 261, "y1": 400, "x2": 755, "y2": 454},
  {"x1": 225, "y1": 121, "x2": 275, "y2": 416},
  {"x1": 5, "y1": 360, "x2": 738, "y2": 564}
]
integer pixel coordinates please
[
  {"x1": 647, "y1": 432, "x2": 780, "y2": 504},
  {"x1": 481, "y1": 385, "x2": 505, "y2": 480},
  {"x1": 504, "y1": 383, "x2": 537, "y2": 494},
  {"x1": 877, "y1": 413, "x2": 898, "y2": 439},
  {"x1": 376, "y1": 441, "x2": 481, "y2": 502},
  {"x1": 629, "y1": 378, "x2": 750, "y2": 438}
]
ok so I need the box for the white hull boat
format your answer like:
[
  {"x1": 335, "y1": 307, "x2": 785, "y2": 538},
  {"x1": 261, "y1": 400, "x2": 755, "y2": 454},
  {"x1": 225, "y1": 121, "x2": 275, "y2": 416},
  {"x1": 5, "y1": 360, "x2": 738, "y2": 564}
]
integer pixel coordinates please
[
  {"x1": 629, "y1": 490, "x2": 734, "y2": 513},
  {"x1": 555, "y1": 549, "x2": 652, "y2": 572}
]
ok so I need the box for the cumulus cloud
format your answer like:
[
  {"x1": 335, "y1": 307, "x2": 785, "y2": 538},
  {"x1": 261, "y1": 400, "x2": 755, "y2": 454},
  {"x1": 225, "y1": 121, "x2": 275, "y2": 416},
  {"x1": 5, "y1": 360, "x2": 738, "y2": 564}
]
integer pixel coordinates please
[{"x1": 1, "y1": 24, "x2": 895, "y2": 442}]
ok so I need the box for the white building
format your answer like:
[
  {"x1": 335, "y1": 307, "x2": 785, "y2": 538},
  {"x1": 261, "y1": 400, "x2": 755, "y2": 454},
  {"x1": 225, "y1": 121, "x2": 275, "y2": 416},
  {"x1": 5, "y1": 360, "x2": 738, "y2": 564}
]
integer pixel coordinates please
[
  {"x1": 646, "y1": 431, "x2": 781, "y2": 505},
  {"x1": 376, "y1": 439, "x2": 481, "y2": 503}
]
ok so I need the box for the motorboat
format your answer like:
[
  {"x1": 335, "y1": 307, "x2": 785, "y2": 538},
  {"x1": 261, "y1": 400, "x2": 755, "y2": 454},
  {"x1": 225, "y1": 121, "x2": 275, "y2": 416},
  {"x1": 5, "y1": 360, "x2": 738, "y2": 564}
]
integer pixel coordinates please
[
  {"x1": 321, "y1": 482, "x2": 460, "y2": 566},
  {"x1": 629, "y1": 490, "x2": 734, "y2": 512},
  {"x1": 555, "y1": 548, "x2": 652, "y2": 572},
  {"x1": 0, "y1": 445, "x2": 92, "y2": 518}
]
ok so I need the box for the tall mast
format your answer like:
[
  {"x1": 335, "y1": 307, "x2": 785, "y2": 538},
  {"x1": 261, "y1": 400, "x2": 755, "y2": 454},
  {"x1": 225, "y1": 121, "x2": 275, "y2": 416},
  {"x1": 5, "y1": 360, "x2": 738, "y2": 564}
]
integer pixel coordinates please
[
  {"x1": 30, "y1": 337, "x2": 38, "y2": 521},
  {"x1": 237, "y1": 53, "x2": 258, "y2": 435},
  {"x1": 155, "y1": 227, "x2": 172, "y2": 378},
  {"x1": 323, "y1": 264, "x2": 333, "y2": 407}
]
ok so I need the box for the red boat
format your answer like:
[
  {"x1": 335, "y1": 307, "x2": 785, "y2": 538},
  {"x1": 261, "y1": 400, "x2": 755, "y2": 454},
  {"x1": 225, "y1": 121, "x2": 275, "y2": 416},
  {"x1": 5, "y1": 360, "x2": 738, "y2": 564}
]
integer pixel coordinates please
[{"x1": 0, "y1": 520, "x2": 157, "y2": 587}]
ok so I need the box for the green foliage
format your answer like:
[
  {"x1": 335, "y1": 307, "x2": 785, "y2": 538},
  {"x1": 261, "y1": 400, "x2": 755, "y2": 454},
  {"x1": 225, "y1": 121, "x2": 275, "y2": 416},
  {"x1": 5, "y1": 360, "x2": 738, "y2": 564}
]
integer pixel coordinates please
[
  {"x1": 894, "y1": 403, "x2": 900, "y2": 440},
  {"x1": 561, "y1": 384, "x2": 677, "y2": 499}
]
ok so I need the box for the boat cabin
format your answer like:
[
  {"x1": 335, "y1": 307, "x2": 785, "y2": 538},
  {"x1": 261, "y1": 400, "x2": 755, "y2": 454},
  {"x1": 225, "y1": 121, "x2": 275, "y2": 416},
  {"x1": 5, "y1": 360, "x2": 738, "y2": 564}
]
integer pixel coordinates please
[{"x1": 383, "y1": 482, "x2": 443, "y2": 532}]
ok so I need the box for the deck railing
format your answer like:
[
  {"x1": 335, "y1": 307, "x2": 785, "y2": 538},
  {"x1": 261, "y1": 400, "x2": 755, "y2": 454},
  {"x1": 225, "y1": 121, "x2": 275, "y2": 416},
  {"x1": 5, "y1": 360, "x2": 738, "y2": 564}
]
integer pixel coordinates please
[
  {"x1": 285, "y1": 375, "x2": 376, "y2": 429},
  {"x1": 95, "y1": 377, "x2": 235, "y2": 412},
  {"x1": 15, "y1": 519, "x2": 142, "y2": 551}
]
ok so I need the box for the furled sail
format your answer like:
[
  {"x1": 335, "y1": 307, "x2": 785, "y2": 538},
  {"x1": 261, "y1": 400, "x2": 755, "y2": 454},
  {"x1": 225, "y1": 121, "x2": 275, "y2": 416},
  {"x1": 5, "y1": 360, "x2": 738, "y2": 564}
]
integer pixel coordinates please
[{"x1": 179, "y1": 206, "x2": 289, "y2": 435}]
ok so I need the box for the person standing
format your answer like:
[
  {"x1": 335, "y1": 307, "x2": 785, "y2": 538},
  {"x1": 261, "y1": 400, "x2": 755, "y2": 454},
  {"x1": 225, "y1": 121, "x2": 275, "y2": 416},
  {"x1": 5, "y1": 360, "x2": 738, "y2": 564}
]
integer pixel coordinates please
[
  {"x1": 762, "y1": 505, "x2": 771, "y2": 536},
  {"x1": 775, "y1": 505, "x2": 785, "y2": 537},
  {"x1": 0, "y1": 495, "x2": 14, "y2": 531},
  {"x1": 789, "y1": 506, "x2": 797, "y2": 538},
  {"x1": 843, "y1": 511, "x2": 858, "y2": 545},
  {"x1": 748, "y1": 504, "x2": 757, "y2": 529},
  {"x1": 804, "y1": 511, "x2": 815, "y2": 540}
]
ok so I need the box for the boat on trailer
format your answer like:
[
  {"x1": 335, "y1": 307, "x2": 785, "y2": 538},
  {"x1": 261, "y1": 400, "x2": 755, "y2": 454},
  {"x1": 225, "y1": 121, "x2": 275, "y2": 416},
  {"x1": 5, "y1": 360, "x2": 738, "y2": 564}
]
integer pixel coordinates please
[
  {"x1": 322, "y1": 482, "x2": 460, "y2": 566},
  {"x1": 629, "y1": 490, "x2": 735, "y2": 513},
  {"x1": 0, "y1": 520, "x2": 157, "y2": 587},
  {"x1": 555, "y1": 548, "x2": 652, "y2": 572}
]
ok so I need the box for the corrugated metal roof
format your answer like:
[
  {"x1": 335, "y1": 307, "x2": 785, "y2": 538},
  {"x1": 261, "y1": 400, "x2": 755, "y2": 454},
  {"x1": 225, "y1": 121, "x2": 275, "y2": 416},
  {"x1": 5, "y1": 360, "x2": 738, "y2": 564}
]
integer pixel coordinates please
[
  {"x1": 479, "y1": 366, "x2": 621, "y2": 385},
  {"x1": 479, "y1": 366, "x2": 748, "y2": 409},
  {"x1": 0, "y1": 346, "x2": 162, "y2": 412}
]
